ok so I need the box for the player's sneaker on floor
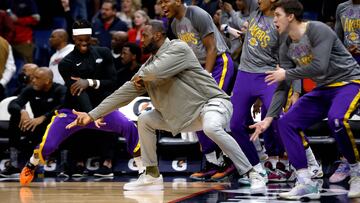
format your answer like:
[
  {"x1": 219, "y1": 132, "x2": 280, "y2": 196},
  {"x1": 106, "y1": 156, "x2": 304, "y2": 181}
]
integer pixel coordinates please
[
  {"x1": 264, "y1": 161, "x2": 274, "y2": 171},
  {"x1": 123, "y1": 173, "x2": 164, "y2": 191},
  {"x1": 257, "y1": 147, "x2": 269, "y2": 162},
  {"x1": 238, "y1": 174, "x2": 250, "y2": 185},
  {"x1": 0, "y1": 162, "x2": 20, "y2": 178},
  {"x1": 329, "y1": 160, "x2": 350, "y2": 183},
  {"x1": 348, "y1": 175, "x2": 360, "y2": 198},
  {"x1": 210, "y1": 164, "x2": 235, "y2": 181},
  {"x1": 309, "y1": 164, "x2": 323, "y2": 179},
  {"x1": 94, "y1": 165, "x2": 114, "y2": 177},
  {"x1": 268, "y1": 169, "x2": 290, "y2": 182},
  {"x1": 210, "y1": 157, "x2": 235, "y2": 181},
  {"x1": 190, "y1": 161, "x2": 219, "y2": 181},
  {"x1": 268, "y1": 162, "x2": 295, "y2": 182},
  {"x1": 57, "y1": 163, "x2": 70, "y2": 178},
  {"x1": 20, "y1": 162, "x2": 36, "y2": 186},
  {"x1": 279, "y1": 182, "x2": 320, "y2": 200},
  {"x1": 249, "y1": 171, "x2": 267, "y2": 194},
  {"x1": 72, "y1": 165, "x2": 86, "y2": 177}
]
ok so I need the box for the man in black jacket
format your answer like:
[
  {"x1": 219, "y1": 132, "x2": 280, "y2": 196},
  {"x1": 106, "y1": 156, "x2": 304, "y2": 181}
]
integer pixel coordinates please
[{"x1": 0, "y1": 67, "x2": 66, "y2": 177}]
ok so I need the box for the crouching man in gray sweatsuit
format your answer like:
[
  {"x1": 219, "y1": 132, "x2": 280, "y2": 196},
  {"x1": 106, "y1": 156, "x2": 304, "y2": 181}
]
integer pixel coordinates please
[{"x1": 66, "y1": 20, "x2": 266, "y2": 192}]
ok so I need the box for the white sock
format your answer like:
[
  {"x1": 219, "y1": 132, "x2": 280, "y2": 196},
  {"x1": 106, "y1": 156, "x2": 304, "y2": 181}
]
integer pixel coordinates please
[
  {"x1": 253, "y1": 163, "x2": 265, "y2": 174},
  {"x1": 134, "y1": 157, "x2": 145, "y2": 174},
  {"x1": 306, "y1": 147, "x2": 319, "y2": 167},
  {"x1": 205, "y1": 151, "x2": 220, "y2": 166},
  {"x1": 253, "y1": 138, "x2": 263, "y2": 152},
  {"x1": 350, "y1": 162, "x2": 360, "y2": 177},
  {"x1": 268, "y1": 157, "x2": 278, "y2": 169},
  {"x1": 296, "y1": 168, "x2": 313, "y2": 185},
  {"x1": 30, "y1": 154, "x2": 39, "y2": 166}
]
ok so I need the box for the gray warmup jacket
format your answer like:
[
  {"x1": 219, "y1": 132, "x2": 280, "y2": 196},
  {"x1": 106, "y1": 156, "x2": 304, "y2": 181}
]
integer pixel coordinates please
[{"x1": 88, "y1": 38, "x2": 230, "y2": 135}]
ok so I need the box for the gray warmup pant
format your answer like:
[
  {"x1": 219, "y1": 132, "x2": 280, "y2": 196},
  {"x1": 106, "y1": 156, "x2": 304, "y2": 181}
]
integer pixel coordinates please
[{"x1": 137, "y1": 98, "x2": 252, "y2": 175}]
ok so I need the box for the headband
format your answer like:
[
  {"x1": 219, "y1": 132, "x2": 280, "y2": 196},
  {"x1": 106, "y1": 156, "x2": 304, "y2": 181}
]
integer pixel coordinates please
[{"x1": 72, "y1": 28, "x2": 92, "y2": 36}]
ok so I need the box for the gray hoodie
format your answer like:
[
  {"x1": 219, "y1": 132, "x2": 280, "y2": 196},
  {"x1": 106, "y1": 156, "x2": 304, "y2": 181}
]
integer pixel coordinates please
[{"x1": 89, "y1": 38, "x2": 230, "y2": 135}]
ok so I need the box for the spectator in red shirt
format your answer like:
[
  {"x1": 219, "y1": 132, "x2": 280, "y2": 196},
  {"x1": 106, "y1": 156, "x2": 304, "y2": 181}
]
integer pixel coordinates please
[
  {"x1": 7, "y1": 0, "x2": 40, "y2": 63},
  {"x1": 127, "y1": 10, "x2": 150, "y2": 62},
  {"x1": 0, "y1": 10, "x2": 14, "y2": 42}
]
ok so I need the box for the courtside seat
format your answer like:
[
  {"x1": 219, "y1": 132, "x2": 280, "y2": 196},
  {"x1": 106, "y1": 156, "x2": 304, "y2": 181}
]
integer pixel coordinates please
[
  {"x1": 158, "y1": 136, "x2": 198, "y2": 146},
  {"x1": 305, "y1": 114, "x2": 360, "y2": 144},
  {"x1": 0, "y1": 96, "x2": 33, "y2": 144}
]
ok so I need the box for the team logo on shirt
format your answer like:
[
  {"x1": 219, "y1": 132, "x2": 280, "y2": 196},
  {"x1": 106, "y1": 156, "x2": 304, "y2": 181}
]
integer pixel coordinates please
[
  {"x1": 348, "y1": 32, "x2": 359, "y2": 42},
  {"x1": 57, "y1": 113, "x2": 67, "y2": 118},
  {"x1": 249, "y1": 37, "x2": 258, "y2": 47},
  {"x1": 248, "y1": 18, "x2": 271, "y2": 48},
  {"x1": 95, "y1": 58, "x2": 103, "y2": 63},
  {"x1": 288, "y1": 36, "x2": 313, "y2": 67},
  {"x1": 178, "y1": 31, "x2": 198, "y2": 45},
  {"x1": 343, "y1": 18, "x2": 360, "y2": 33}
]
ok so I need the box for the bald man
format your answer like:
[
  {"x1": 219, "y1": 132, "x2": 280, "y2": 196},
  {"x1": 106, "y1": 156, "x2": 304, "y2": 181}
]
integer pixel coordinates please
[
  {"x1": 111, "y1": 31, "x2": 128, "y2": 57},
  {"x1": 0, "y1": 67, "x2": 66, "y2": 177},
  {"x1": 49, "y1": 29, "x2": 74, "y2": 85},
  {"x1": 14, "y1": 63, "x2": 38, "y2": 96}
]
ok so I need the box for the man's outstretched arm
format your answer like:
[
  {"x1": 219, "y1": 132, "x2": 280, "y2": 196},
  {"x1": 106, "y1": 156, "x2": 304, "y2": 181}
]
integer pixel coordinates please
[{"x1": 66, "y1": 79, "x2": 146, "y2": 129}]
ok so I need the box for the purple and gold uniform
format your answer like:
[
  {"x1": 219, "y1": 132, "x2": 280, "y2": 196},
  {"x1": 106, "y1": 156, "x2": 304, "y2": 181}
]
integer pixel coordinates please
[
  {"x1": 230, "y1": 10, "x2": 284, "y2": 166},
  {"x1": 34, "y1": 46, "x2": 139, "y2": 163},
  {"x1": 335, "y1": 0, "x2": 360, "y2": 63},
  {"x1": 268, "y1": 21, "x2": 360, "y2": 169}
]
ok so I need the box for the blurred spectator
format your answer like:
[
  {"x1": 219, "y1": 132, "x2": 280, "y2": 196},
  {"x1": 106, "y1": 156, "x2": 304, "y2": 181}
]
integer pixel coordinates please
[
  {"x1": 198, "y1": 0, "x2": 219, "y2": 17},
  {"x1": 49, "y1": 29, "x2": 74, "y2": 85},
  {"x1": 13, "y1": 63, "x2": 38, "y2": 96},
  {"x1": 128, "y1": 10, "x2": 149, "y2": 44},
  {"x1": 117, "y1": 0, "x2": 142, "y2": 28},
  {"x1": 7, "y1": 0, "x2": 40, "y2": 63},
  {"x1": 71, "y1": 0, "x2": 88, "y2": 20},
  {"x1": 154, "y1": 0, "x2": 168, "y2": 28},
  {"x1": 335, "y1": 0, "x2": 360, "y2": 63},
  {"x1": 61, "y1": 0, "x2": 75, "y2": 41},
  {"x1": 213, "y1": 9, "x2": 222, "y2": 31},
  {"x1": 141, "y1": 0, "x2": 156, "y2": 18},
  {"x1": 0, "y1": 36, "x2": 16, "y2": 100},
  {"x1": 92, "y1": 0, "x2": 128, "y2": 48},
  {"x1": 220, "y1": 0, "x2": 258, "y2": 63},
  {"x1": 0, "y1": 10, "x2": 14, "y2": 42},
  {"x1": 0, "y1": 68, "x2": 66, "y2": 177},
  {"x1": 128, "y1": 10, "x2": 150, "y2": 62},
  {"x1": 221, "y1": 0, "x2": 258, "y2": 29},
  {"x1": 116, "y1": 42, "x2": 141, "y2": 87},
  {"x1": 34, "y1": 0, "x2": 64, "y2": 29},
  {"x1": 111, "y1": 31, "x2": 128, "y2": 57}
]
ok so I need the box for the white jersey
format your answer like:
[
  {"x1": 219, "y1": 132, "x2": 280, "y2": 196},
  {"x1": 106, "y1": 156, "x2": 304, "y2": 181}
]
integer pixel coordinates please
[{"x1": 49, "y1": 44, "x2": 74, "y2": 85}]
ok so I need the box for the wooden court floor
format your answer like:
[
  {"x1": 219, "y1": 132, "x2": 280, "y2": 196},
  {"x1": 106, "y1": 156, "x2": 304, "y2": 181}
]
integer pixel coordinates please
[
  {"x1": 1, "y1": 176, "x2": 360, "y2": 203},
  {"x1": 0, "y1": 177, "x2": 228, "y2": 203}
]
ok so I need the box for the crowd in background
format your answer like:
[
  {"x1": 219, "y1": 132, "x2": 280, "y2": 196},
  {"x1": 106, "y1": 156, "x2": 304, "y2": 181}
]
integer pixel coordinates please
[{"x1": 0, "y1": 0, "x2": 357, "y2": 183}]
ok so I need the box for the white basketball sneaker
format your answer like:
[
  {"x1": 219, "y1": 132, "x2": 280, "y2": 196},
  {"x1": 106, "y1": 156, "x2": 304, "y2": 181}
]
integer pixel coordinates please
[
  {"x1": 123, "y1": 173, "x2": 164, "y2": 191},
  {"x1": 349, "y1": 175, "x2": 360, "y2": 198}
]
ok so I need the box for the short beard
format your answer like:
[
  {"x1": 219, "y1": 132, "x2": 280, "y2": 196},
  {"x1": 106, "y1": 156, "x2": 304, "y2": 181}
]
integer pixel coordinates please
[{"x1": 143, "y1": 41, "x2": 158, "y2": 54}]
